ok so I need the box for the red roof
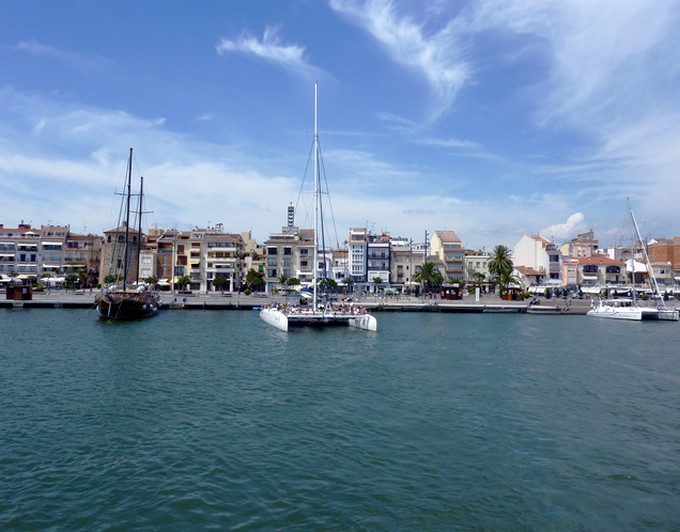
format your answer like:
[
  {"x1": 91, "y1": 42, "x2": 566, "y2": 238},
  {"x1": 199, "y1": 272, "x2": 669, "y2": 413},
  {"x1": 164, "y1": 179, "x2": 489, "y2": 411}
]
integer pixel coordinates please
[{"x1": 578, "y1": 255, "x2": 623, "y2": 266}]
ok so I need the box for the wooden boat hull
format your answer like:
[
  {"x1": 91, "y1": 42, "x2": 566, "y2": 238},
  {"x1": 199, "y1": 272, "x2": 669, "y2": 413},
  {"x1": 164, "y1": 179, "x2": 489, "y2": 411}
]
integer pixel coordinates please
[{"x1": 96, "y1": 291, "x2": 160, "y2": 320}]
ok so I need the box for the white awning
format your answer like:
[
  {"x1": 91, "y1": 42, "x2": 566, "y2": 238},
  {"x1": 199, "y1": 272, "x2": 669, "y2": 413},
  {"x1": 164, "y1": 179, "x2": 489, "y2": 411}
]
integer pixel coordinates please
[
  {"x1": 0, "y1": 252, "x2": 14, "y2": 257},
  {"x1": 41, "y1": 241, "x2": 62, "y2": 246},
  {"x1": 582, "y1": 275, "x2": 598, "y2": 280}
]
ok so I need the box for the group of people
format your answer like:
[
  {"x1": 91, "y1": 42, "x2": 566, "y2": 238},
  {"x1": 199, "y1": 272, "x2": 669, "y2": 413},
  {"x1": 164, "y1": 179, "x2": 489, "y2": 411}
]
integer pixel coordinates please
[{"x1": 268, "y1": 301, "x2": 368, "y2": 316}]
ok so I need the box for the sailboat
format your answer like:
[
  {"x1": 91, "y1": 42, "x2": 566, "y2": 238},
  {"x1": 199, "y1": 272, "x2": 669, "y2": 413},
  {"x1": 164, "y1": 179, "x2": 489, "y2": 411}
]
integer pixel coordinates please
[
  {"x1": 587, "y1": 199, "x2": 678, "y2": 321},
  {"x1": 260, "y1": 83, "x2": 377, "y2": 332},
  {"x1": 95, "y1": 148, "x2": 161, "y2": 320}
]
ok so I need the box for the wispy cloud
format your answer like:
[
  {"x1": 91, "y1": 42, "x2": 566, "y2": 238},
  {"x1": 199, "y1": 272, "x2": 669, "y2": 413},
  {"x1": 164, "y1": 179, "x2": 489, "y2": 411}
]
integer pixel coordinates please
[
  {"x1": 216, "y1": 25, "x2": 319, "y2": 79},
  {"x1": 330, "y1": 0, "x2": 470, "y2": 119},
  {"x1": 13, "y1": 40, "x2": 107, "y2": 71}
]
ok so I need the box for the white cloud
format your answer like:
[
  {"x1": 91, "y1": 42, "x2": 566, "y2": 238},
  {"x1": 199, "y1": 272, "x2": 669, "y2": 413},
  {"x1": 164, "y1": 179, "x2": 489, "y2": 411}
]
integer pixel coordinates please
[
  {"x1": 216, "y1": 26, "x2": 320, "y2": 79},
  {"x1": 541, "y1": 212, "x2": 587, "y2": 242},
  {"x1": 330, "y1": 0, "x2": 470, "y2": 119}
]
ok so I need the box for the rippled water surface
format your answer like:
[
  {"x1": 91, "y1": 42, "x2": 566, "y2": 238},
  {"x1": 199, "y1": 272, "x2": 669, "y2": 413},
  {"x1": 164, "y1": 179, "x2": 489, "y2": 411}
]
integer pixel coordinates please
[{"x1": 2, "y1": 309, "x2": 680, "y2": 529}]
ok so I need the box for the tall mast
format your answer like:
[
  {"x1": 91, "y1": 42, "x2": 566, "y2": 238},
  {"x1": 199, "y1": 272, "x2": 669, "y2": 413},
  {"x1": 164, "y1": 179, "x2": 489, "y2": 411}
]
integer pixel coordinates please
[
  {"x1": 137, "y1": 175, "x2": 144, "y2": 285},
  {"x1": 628, "y1": 198, "x2": 666, "y2": 309},
  {"x1": 313, "y1": 81, "x2": 319, "y2": 309},
  {"x1": 122, "y1": 147, "x2": 133, "y2": 290}
]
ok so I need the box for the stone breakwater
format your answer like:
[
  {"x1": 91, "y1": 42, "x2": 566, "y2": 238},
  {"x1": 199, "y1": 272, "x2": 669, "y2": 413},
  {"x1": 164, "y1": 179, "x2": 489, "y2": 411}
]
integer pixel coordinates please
[{"x1": 0, "y1": 291, "x2": 600, "y2": 315}]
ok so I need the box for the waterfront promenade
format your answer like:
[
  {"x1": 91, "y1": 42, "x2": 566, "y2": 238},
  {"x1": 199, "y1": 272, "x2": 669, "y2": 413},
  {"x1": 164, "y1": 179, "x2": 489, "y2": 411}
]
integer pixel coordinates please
[{"x1": 0, "y1": 290, "x2": 603, "y2": 315}]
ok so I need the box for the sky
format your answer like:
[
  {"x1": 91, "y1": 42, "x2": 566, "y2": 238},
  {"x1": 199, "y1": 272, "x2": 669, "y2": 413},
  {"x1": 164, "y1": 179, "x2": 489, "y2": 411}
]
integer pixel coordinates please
[{"x1": 1, "y1": 0, "x2": 679, "y2": 251}]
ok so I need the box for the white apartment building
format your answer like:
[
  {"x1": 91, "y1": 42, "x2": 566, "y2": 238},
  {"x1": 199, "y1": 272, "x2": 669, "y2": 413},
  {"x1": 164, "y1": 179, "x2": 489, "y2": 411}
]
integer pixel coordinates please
[{"x1": 513, "y1": 234, "x2": 562, "y2": 284}]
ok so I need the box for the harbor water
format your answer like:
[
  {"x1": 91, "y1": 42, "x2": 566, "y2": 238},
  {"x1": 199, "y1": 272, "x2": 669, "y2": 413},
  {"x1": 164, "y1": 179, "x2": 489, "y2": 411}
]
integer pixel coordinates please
[{"x1": 1, "y1": 309, "x2": 679, "y2": 529}]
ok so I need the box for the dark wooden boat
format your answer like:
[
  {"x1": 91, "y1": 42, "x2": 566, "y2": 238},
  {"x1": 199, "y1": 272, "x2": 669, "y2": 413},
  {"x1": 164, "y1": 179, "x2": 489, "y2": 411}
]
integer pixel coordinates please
[{"x1": 95, "y1": 148, "x2": 160, "y2": 320}]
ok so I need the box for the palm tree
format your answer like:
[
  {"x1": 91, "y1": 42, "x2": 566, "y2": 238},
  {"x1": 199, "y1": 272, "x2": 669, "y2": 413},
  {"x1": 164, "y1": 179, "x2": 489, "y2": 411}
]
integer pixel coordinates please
[
  {"x1": 488, "y1": 245, "x2": 513, "y2": 280},
  {"x1": 413, "y1": 262, "x2": 444, "y2": 294},
  {"x1": 497, "y1": 268, "x2": 522, "y2": 299}
]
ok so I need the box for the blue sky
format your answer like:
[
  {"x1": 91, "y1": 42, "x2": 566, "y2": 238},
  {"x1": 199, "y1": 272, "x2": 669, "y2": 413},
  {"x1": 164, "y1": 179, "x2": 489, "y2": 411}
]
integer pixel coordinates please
[{"x1": 1, "y1": 0, "x2": 679, "y2": 250}]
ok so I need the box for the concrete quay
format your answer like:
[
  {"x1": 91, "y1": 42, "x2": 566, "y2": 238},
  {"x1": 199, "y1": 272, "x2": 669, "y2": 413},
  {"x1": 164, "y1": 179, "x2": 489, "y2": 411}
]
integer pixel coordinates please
[{"x1": 1, "y1": 291, "x2": 593, "y2": 315}]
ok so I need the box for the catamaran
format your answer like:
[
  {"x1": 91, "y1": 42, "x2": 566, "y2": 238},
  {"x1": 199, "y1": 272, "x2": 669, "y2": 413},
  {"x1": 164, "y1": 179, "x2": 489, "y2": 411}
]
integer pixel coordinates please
[{"x1": 260, "y1": 83, "x2": 377, "y2": 333}]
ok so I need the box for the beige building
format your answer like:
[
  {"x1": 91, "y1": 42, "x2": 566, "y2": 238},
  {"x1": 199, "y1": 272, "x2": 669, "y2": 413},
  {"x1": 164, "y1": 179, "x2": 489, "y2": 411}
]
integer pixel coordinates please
[
  {"x1": 430, "y1": 230, "x2": 464, "y2": 281},
  {"x1": 1, "y1": 223, "x2": 101, "y2": 287}
]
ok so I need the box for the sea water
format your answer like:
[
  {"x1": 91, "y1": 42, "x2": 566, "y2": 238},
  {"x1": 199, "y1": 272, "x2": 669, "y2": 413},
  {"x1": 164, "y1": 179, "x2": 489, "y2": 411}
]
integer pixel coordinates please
[{"x1": 1, "y1": 309, "x2": 679, "y2": 529}]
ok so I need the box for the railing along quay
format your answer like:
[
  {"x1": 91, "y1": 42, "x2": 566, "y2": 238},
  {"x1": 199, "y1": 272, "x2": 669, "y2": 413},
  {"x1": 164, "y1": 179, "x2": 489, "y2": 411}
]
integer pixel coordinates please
[{"x1": 1, "y1": 291, "x2": 596, "y2": 315}]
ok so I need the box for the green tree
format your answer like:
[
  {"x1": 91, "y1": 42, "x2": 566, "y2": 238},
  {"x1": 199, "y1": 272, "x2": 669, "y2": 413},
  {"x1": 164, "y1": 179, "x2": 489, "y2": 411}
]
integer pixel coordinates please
[
  {"x1": 488, "y1": 245, "x2": 513, "y2": 280},
  {"x1": 318, "y1": 277, "x2": 337, "y2": 293},
  {"x1": 245, "y1": 269, "x2": 265, "y2": 292},
  {"x1": 413, "y1": 262, "x2": 444, "y2": 293},
  {"x1": 497, "y1": 269, "x2": 522, "y2": 298},
  {"x1": 65, "y1": 273, "x2": 79, "y2": 290},
  {"x1": 213, "y1": 275, "x2": 228, "y2": 292},
  {"x1": 78, "y1": 269, "x2": 89, "y2": 288},
  {"x1": 286, "y1": 277, "x2": 301, "y2": 287},
  {"x1": 177, "y1": 275, "x2": 191, "y2": 291}
]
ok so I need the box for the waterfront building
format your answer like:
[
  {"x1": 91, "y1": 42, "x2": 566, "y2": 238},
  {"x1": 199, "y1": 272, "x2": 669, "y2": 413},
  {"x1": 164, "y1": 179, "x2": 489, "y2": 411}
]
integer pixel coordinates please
[
  {"x1": 650, "y1": 261, "x2": 674, "y2": 286},
  {"x1": 514, "y1": 234, "x2": 562, "y2": 284},
  {"x1": 648, "y1": 236, "x2": 680, "y2": 285},
  {"x1": 346, "y1": 228, "x2": 394, "y2": 293},
  {"x1": 146, "y1": 227, "x2": 172, "y2": 287},
  {"x1": 137, "y1": 225, "x2": 245, "y2": 293},
  {"x1": 389, "y1": 237, "x2": 427, "y2": 294},
  {"x1": 561, "y1": 230, "x2": 600, "y2": 258},
  {"x1": 577, "y1": 255, "x2": 625, "y2": 286},
  {"x1": 0, "y1": 223, "x2": 101, "y2": 286},
  {"x1": 464, "y1": 251, "x2": 490, "y2": 284},
  {"x1": 561, "y1": 256, "x2": 579, "y2": 286},
  {"x1": 186, "y1": 225, "x2": 245, "y2": 293},
  {"x1": 0, "y1": 223, "x2": 39, "y2": 278},
  {"x1": 367, "y1": 233, "x2": 391, "y2": 288},
  {"x1": 515, "y1": 266, "x2": 544, "y2": 286},
  {"x1": 241, "y1": 231, "x2": 266, "y2": 283},
  {"x1": 329, "y1": 247, "x2": 350, "y2": 286},
  {"x1": 348, "y1": 227, "x2": 369, "y2": 285},
  {"x1": 263, "y1": 207, "x2": 315, "y2": 293},
  {"x1": 430, "y1": 230, "x2": 464, "y2": 282}
]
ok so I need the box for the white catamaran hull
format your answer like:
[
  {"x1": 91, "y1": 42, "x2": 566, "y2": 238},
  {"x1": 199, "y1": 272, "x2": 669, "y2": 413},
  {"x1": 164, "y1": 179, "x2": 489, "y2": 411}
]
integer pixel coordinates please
[
  {"x1": 260, "y1": 307, "x2": 377, "y2": 332},
  {"x1": 586, "y1": 302, "x2": 660, "y2": 321}
]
